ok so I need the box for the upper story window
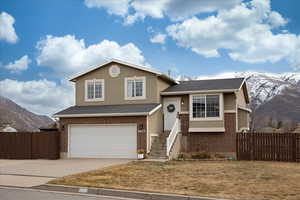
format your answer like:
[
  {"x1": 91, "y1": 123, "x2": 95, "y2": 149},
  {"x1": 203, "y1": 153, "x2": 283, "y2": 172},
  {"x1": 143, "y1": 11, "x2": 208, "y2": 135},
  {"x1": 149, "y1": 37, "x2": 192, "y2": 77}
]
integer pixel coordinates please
[
  {"x1": 190, "y1": 94, "x2": 222, "y2": 120},
  {"x1": 125, "y1": 77, "x2": 146, "y2": 100},
  {"x1": 85, "y1": 79, "x2": 104, "y2": 101}
]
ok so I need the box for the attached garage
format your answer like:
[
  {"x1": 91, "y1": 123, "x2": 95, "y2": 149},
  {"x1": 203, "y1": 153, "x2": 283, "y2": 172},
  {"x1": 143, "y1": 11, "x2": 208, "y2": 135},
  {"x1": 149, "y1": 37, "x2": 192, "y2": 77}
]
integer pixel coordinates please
[
  {"x1": 68, "y1": 124, "x2": 137, "y2": 159},
  {"x1": 54, "y1": 104, "x2": 161, "y2": 159}
]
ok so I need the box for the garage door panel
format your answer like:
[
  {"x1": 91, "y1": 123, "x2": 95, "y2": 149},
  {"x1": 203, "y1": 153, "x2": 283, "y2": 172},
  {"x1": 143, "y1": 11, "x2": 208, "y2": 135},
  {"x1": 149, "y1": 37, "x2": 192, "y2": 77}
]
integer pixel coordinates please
[{"x1": 69, "y1": 124, "x2": 137, "y2": 159}]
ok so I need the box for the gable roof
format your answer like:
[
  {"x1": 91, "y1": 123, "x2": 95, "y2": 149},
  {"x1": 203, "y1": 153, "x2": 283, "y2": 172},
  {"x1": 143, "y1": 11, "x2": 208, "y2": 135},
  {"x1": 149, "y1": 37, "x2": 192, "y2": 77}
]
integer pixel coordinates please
[
  {"x1": 161, "y1": 77, "x2": 246, "y2": 94},
  {"x1": 53, "y1": 103, "x2": 161, "y2": 117},
  {"x1": 69, "y1": 58, "x2": 177, "y2": 84}
]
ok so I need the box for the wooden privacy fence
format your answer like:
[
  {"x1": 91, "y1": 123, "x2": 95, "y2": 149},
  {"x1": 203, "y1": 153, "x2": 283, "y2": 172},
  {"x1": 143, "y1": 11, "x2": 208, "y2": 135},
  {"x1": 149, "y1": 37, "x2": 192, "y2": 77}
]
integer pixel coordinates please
[
  {"x1": 237, "y1": 132, "x2": 300, "y2": 162},
  {"x1": 0, "y1": 131, "x2": 60, "y2": 159}
]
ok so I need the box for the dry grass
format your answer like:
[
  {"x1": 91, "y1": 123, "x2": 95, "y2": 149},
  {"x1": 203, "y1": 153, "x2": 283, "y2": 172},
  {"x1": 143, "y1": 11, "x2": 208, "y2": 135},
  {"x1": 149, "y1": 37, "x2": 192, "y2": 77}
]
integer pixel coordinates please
[{"x1": 50, "y1": 161, "x2": 300, "y2": 200}]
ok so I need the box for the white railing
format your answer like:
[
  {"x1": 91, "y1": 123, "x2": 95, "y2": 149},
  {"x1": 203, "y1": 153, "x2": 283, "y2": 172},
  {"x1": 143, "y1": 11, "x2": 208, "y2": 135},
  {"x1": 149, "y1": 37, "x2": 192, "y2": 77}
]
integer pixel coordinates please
[{"x1": 166, "y1": 118, "x2": 181, "y2": 156}]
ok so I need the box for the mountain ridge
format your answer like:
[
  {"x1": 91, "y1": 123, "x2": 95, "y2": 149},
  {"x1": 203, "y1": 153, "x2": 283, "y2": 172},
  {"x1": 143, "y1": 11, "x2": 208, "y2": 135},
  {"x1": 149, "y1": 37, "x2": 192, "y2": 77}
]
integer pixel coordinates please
[{"x1": 0, "y1": 96, "x2": 53, "y2": 131}]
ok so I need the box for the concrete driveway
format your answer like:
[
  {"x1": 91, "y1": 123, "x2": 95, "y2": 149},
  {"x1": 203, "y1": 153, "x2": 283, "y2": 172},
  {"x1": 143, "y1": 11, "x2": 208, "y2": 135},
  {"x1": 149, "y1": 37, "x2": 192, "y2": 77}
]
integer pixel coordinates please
[{"x1": 0, "y1": 159, "x2": 130, "y2": 187}]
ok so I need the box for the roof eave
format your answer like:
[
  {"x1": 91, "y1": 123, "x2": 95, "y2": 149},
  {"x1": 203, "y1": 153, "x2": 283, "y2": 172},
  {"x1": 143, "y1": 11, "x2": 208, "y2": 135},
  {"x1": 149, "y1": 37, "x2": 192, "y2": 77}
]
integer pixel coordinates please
[
  {"x1": 53, "y1": 112, "x2": 149, "y2": 118},
  {"x1": 52, "y1": 104, "x2": 162, "y2": 118},
  {"x1": 158, "y1": 74, "x2": 179, "y2": 85},
  {"x1": 161, "y1": 89, "x2": 239, "y2": 95},
  {"x1": 68, "y1": 59, "x2": 177, "y2": 84}
]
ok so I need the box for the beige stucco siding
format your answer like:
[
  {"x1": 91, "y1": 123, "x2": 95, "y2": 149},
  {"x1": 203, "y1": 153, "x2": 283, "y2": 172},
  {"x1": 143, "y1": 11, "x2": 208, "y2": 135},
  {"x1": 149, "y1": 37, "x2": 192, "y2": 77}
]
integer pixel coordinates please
[
  {"x1": 236, "y1": 89, "x2": 246, "y2": 107},
  {"x1": 189, "y1": 120, "x2": 224, "y2": 128},
  {"x1": 181, "y1": 95, "x2": 189, "y2": 112},
  {"x1": 157, "y1": 77, "x2": 172, "y2": 103},
  {"x1": 148, "y1": 107, "x2": 163, "y2": 136},
  {"x1": 148, "y1": 107, "x2": 164, "y2": 152},
  {"x1": 224, "y1": 93, "x2": 236, "y2": 111},
  {"x1": 75, "y1": 63, "x2": 163, "y2": 106},
  {"x1": 238, "y1": 108, "x2": 249, "y2": 131}
]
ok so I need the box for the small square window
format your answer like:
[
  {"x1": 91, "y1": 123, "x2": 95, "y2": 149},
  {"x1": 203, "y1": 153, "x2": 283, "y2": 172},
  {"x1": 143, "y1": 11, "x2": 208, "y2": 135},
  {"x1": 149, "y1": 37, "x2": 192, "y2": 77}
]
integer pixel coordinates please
[
  {"x1": 85, "y1": 79, "x2": 104, "y2": 101},
  {"x1": 125, "y1": 77, "x2": 145, "y2": 100}
]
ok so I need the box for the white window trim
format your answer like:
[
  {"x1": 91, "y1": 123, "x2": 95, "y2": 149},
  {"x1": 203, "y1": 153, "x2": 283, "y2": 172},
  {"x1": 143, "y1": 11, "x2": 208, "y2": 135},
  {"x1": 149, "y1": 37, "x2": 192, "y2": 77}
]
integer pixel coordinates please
[
  {"x1": 85, "y1": 79, "x2": 105, "y2": 102},
  {"x1": 124, "y1": 76, "x2": 146, "y2": 100},
  {"x1": 189, "y1": 93, "x2": 223, "y2": 121}
]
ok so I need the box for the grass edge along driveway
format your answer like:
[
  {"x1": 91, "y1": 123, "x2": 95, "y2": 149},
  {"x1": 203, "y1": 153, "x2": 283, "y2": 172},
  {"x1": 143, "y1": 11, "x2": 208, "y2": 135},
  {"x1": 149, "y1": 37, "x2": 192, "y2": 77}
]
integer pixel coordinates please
[{"x1": 49, "y1": 161, "x2": 300, "y2": 200}]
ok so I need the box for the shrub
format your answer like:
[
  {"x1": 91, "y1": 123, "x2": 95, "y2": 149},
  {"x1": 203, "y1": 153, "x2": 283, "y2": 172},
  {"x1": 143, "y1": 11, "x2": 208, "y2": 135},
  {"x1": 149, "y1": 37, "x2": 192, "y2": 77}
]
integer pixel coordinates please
[
  {"x1": 190, "y1": 152, "x2": 212, "y2": 159},
  {"x1": 214, "y1": 153, "x2": 226, "y2": 159},
  {"x1": 137, "y1": 149, "x2": 145, "y2": 154}
]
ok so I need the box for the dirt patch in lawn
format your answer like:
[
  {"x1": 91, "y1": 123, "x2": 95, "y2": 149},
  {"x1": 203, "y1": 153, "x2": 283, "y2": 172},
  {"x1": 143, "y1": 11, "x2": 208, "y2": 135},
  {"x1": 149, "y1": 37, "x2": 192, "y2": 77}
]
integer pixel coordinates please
[{"x1": 49, "y1": 161, "x2": 300, "y2": 200}]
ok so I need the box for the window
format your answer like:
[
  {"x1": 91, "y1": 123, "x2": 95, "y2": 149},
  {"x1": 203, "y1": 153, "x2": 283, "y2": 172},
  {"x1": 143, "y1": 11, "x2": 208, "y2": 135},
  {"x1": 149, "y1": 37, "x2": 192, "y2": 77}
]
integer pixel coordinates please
[
  {"x1": 125, "y1": 77, "x2": 146, "y2": 100},
  {"x1": 191, "y1": 94, "x2": 221, "y2": 120},
  {"x1": 85, "y1": 79, "x2": 104, "y2": 101}
]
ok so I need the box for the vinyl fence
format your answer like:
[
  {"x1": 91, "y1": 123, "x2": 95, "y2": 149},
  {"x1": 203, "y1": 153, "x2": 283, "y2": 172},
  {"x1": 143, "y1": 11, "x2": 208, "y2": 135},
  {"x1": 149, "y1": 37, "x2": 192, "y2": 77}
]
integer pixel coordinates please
[
  {"x1": 236, "y1": 132, "x2": 300, "y2": 162},
  {"x1": 0, "y1": 131, "x2": 60, "y2": 159}
]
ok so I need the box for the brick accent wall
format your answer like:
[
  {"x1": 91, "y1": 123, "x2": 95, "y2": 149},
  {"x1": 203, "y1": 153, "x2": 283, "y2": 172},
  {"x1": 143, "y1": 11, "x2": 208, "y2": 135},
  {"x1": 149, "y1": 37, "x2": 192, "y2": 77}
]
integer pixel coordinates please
[
  {"x1": 179, "y1": 113, "x2": 236, "y2": 154},
  {"x1": 179, "y1": 113, "x2": 189, "y2": 136},
  {"x1": 59, "y1": 116, "x2": 147, "y2": 155}
]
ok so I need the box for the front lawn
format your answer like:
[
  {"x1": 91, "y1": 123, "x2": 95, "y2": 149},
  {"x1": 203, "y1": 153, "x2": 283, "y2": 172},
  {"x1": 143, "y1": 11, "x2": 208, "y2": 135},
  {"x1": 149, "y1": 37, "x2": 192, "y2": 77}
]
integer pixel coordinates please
[{"x1": 49, "y1": 161, "x2": 300, "y2": 200}]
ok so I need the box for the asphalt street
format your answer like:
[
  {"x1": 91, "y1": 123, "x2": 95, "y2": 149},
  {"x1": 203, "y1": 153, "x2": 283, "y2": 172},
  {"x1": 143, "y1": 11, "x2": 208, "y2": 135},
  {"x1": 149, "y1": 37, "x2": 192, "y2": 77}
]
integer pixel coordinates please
[{"x1": 0, "y1": 187, "x2": 140, "y2": 200}]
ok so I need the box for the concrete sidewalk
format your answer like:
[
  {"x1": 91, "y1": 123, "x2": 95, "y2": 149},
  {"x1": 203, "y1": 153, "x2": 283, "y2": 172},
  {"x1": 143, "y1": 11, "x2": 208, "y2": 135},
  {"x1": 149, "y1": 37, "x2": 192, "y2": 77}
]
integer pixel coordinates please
[{"x1": 0, "y1": 175, "x2": 54, "y2": 188}]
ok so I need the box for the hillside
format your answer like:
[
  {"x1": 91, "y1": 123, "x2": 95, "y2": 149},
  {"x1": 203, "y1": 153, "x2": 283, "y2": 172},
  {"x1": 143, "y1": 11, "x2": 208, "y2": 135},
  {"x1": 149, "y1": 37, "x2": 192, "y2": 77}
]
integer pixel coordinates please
[{"x1": 0, "y1": 96, "x2": 53, "y2": 131}]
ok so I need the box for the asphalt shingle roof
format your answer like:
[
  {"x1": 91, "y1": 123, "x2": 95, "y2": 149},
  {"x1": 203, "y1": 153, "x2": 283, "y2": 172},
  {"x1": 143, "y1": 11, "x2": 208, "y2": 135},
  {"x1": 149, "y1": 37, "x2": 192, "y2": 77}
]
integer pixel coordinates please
[
  {"x1": 162, "y1": 78, "x2": 245, "y2": 93},
  {"x1": 54, "y1": 103, "x2": 160, "y2": 116}
]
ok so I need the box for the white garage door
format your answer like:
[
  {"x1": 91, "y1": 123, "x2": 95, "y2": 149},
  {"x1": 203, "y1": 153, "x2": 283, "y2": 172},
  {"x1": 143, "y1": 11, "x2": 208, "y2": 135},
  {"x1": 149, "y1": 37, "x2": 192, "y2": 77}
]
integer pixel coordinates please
[{"x1": 69, "y1": 124, "x2": 137, "y2": 159}]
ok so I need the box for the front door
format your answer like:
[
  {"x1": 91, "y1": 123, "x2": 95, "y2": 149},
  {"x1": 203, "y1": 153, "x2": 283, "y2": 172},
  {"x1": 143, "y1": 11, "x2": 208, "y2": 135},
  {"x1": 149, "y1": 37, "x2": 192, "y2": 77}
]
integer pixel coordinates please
[{"x1": 163, "y1": 97, "x2": 181, "y2": 131}]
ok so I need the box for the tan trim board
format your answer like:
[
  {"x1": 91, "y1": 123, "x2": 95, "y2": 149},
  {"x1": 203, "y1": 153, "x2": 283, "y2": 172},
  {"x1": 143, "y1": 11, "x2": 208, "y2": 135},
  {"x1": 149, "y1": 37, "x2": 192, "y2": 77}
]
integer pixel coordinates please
[
  {"x1": 238, "y1": 106, "x2": 252, "y2": 113},
  {"x1": 188, "y1": 128, "x2": 225, "y2": 132},
  {"x1": 148, "y1": 104, "x2": 162, "y2": 115},
  {"x1": 238, "y1": 78, "x2": 246, "y2": 90},
  {"x1": 224, "y1": 109, "x2": 236, "y2": 113},
  {"x1": 179, "y1": 111, "x2": 189, "y2": 114},
  {"x1": 161, "y1": 89, "x2": 238, "y2": 95}
]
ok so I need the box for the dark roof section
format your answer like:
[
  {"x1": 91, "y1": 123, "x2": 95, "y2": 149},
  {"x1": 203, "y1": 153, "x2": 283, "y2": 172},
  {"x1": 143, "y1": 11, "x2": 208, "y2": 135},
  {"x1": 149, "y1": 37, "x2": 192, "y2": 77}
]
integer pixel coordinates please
[
  {"x1": 53, "y1": 104, "x2": 160, "y2": 116},
  {"x1": 162, "y1": 78, "x2": 245, "y2": 93}
]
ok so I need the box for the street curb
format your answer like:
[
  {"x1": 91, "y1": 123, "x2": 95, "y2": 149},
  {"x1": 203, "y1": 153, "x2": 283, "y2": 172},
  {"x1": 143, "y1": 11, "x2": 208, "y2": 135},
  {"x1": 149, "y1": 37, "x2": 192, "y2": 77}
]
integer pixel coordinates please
[{"x1": 32, "y1": 184, "x2": 227, "y2": 200}]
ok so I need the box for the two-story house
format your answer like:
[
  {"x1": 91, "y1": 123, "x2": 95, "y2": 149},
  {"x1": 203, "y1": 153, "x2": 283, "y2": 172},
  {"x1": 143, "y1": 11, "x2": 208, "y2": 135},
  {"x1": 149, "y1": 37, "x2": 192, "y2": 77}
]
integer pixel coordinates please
[{"x1": 54, "y1": 59, "x2": 250, "y2": 159}]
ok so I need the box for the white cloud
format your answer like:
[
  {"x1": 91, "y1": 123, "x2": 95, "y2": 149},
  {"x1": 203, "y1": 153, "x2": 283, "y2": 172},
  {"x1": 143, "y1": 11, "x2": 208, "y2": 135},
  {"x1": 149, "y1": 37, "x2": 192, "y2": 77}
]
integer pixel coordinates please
[
  {"x1": 166, "y1": 0, "x2": 300, "y2": 69},
  {"x1": 268, "y1": 11, "x2": 288, "y2": 28},
  {"x1": 150, "y1": 33, "x2": 166, "y2": 44},
  {"x1": 124, "y1": 12, "x2": 145, "y2": 25},
  {"x1": 0, "y1": 79, "x2": 73, "y2": 116},
  {"x1": 84, "y1": 0, "x2": 129, "y2": 16},
  {"x1": 3, "y1": 55, "x2": 31, "y2": 73},
  {"x1": 0, "y1": 12, "x2": 18, "y2": 43},
  {"x1": 131, "y1": 0, "x2": 240, "y2": 21},
  {"x1": 84, "y1": 0, "x2": 240, "y2": 24},
  {"x1": 36, "y1": 35, "x2": 147, "y2": 76}
]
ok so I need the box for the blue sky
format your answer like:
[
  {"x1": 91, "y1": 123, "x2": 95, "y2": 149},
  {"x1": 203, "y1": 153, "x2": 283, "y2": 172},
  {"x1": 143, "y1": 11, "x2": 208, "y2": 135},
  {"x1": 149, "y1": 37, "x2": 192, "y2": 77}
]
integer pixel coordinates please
[{"x1": 1, "y1": 0, "x2": 300, "y2": 115}]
